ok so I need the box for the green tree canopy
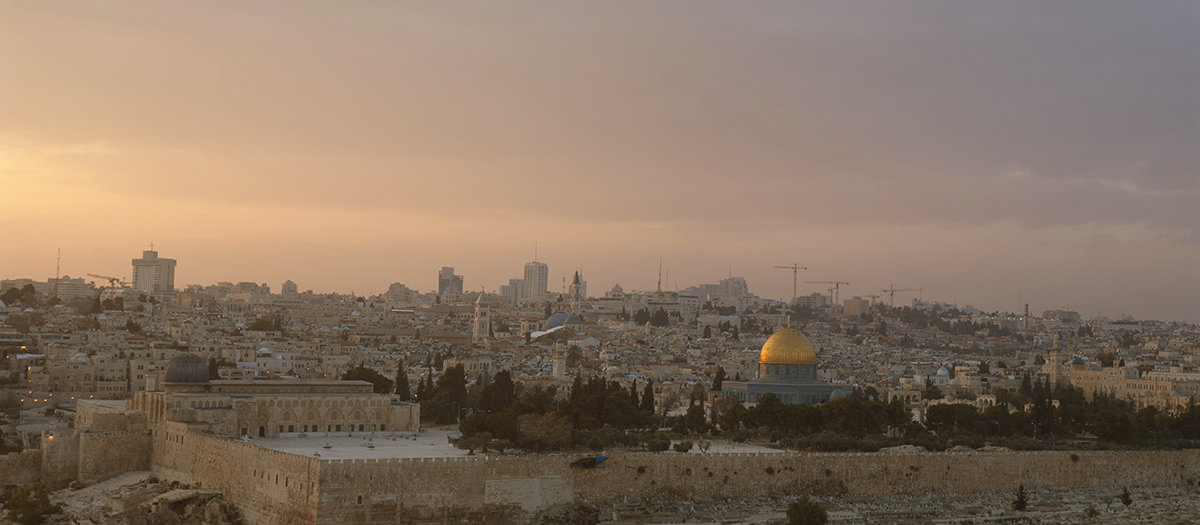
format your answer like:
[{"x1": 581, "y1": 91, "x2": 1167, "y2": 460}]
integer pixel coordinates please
[
  {"x1": 711, "y1": 367, "x2": 726, "y2": 391},
  {"x1": 2, "y1": 483, "x2": 61, "y2": 525},
  {"x1": 478, "y1": 370, "x2": 515, "y2": 413},
  {"x1": 341, "y1": 366, "x2": 394, "y2": 394},
  {"x1": 247, "y1": 317, "x2": 282, "y2": 332},
  {"x1": 787, "y1": 496, "x2": 828, "y2": 525},
  {"x1": 394, "y1": 360, "x2": 411, "y2": 400}
]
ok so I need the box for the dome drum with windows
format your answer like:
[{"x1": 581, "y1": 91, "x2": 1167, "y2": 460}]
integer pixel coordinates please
[
  {"x1": 719, "y1": 323, "x2": 850, "y2": 405},
  {"x1": 757, "y1": 326, "x2": 818, "y2": 382}
]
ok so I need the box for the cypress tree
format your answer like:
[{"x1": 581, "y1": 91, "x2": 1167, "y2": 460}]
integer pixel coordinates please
[
  {"x1": 712, "y1": 367, "x2": 726, "y2": 391},
  {"x1": 394, "y1": 359, "x2": 411, "y2": 400},
  {"x1": 641, "y1": 380, "x2": 655, "y2": 413}
]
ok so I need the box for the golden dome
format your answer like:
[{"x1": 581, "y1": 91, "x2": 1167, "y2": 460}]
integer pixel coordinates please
[{"x1": 759, "y1": 326, "x2": 817, "y2": 365}]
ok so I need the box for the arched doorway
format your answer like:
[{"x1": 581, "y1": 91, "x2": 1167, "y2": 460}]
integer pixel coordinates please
[{"x1": 258, "y1": 426, "x2": 266, "y2": 438}]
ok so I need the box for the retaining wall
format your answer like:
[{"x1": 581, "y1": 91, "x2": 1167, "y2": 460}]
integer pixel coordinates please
[{"x1": 312, "y1": 449, "x2": 1200, "y2": 524}]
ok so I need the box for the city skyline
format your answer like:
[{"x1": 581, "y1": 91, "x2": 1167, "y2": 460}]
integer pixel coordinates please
[
  {"x1": 1, "y1": 242, "x2": 1191, "y2": 323},
  {"x1": 1, "y1": 4, "x2": 1199, "y2": 522},
  {"x1": 2, "y1": 2, "x2": 1196, "y2": 322}
]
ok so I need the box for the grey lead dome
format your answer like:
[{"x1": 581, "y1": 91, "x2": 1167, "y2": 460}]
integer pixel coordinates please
[
  {"x1": 163, "y1": 352, "x2": 209, "y2": 383},
  {"x1": 543, "y1": 312, "x2": 582, "y2": 330}
]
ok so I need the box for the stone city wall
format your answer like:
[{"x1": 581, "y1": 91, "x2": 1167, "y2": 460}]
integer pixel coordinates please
[
  {"x1": 314, "y1": 449, "x2": 1200, "y2": 524},
  {"x1": 152, "y1": 422, "x2": 320, "y2": 525},
  {"x1": 38, "y1": 428, "x2": 80, "y2": 489},
  {"x1": 0, "y1": 449, "x2": 41, "y2": 487},
  {"x1": 74, "y1": 399, "x2": 135, "y2": 429},
  {"x1": 77, "y1": 430, "x2": 151, "y2": 485}
]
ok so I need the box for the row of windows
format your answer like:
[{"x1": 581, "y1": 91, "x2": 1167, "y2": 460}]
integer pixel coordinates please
[
  {"x1": 257, "y1": 398, "x2": 384, "y2": 409},
  {"x1": 187, "y1": 400, "x2": 229, "y2": 409},
  {"x1": 724, "y1": 390, "x2": 826, "y2": 404},
  {"x1": 283, "y1": 410, "x2": 385, "y2": 422},
  {"x1": 241, "y1": 423, "x2": 386, "y2": 435}
]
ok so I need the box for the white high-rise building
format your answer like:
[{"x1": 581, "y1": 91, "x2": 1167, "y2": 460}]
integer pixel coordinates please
[
  {"x1": 523, "y1": 261, "x2": 548, "y2": 301},
  {"x1": 131, "y1": 247, "x2": 176, "y2": 302}
]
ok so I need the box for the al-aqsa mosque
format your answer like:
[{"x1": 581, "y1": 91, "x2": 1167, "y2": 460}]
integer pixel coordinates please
[{"x1": 720, "y1": 323, "x2": 850, "y2": 405}]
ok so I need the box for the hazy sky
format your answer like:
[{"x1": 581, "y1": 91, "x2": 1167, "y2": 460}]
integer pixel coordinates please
[{"x1": 2, "y1": 1, "x2": 1197, "y2": 321}]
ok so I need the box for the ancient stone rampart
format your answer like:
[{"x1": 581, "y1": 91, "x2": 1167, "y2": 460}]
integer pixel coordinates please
[
  {"x1": 313, "y1": 449, "x2": 1200, "y2": 524},
  {"x1": 0, "y1": 450, "x2": 41, "y2": 487},
  {"x1": 38, "y1": 429, "x2": 80, "y2": 488},
  {"x1": 77, "y1": 430, "x2": 151, "y2": 485},
  {"x1": 151, "y1": 423, "x2": 320, "y2": 524}
]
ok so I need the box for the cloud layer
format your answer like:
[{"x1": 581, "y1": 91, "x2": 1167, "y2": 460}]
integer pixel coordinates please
[{"x1": 1, "y1": 1, "x2": 1196, "y2": 320}]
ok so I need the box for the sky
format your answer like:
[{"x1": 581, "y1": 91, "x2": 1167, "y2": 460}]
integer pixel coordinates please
[{"x1": 1, "y1": 1, "x2": 1197, "y2": 321}]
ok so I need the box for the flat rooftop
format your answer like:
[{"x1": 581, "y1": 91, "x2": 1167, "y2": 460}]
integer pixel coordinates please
[
  {"x1": 251, "y1": 427, "x2": 470, "y2": 460},
  {"x1": 82, "y1": 399, "x2": 127, "y2": 408},
  {"x1": 249, "y1": 428, "x2": 784, "y2": 460}
]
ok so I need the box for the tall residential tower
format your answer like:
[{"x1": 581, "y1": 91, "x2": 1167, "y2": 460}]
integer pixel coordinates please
[
  {"x1": 523, "y1": 261, "x2": 548, "y2": 301},
  {"x1": 437, "y1": 267, "x2": 463, "y2": 297},
  {"x1": 131, "y1": 247, "x2": 177, "y2": 303}
]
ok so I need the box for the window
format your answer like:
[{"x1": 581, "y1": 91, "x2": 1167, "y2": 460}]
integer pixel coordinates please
[
  {"x1": 336, "y1": 425, "x2": 341, "y2": 432},
  {"x1": 288, "y1": 425, "x2": 294, "y2": 432}
]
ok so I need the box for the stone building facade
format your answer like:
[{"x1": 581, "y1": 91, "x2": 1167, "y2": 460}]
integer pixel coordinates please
[
  {"x1": 7, "y1": 352, "x2": 1198, "y2": 524},
  {"x1": 128, "y1": 353, "x2": 419, "y2": 438}
]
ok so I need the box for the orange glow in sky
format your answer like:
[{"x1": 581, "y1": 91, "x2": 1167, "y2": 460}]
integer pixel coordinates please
[{"x1": 1, "y1": 2, "x2": 1196, "y2": 320}]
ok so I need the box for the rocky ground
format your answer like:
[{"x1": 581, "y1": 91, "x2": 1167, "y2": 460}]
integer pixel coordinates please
[
  {"x1": 9, "y1": 472, "x2": 1196, "y2": 524},
  {"x1": 556, "y1": 484, "x2": 1200, "y2": 524},
  {"x1": 32, "y1": 472, "x2": 243, "y2": 524}
]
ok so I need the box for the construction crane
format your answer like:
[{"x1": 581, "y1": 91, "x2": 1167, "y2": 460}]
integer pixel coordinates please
[
  {"x1": 87, "y1": 273, "x2": 129, "y2": 288},
  {"x1": 882, "y1": 285, "x2": 923, "y2": 308},
  {"x1": 805, "y1": 280, "x2": 850, "y2": 305},
  {"x1": 774, "y1": 263, "x2": 807, "y2": 304}
]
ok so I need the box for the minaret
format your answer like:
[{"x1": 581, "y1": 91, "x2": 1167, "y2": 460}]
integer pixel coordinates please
[
  {"x1": 1047, "y1": 333, "x2": 1064, "y2": 387},
  {"x1": 657, "y1": 258, "x2": 662, "y2": 293},
  {"x1": 472, "y1": 289, "x2": 490, "y2": 346},
  {"x1": 552, "y1": 341, "x2": 566, "y2": 379}
]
